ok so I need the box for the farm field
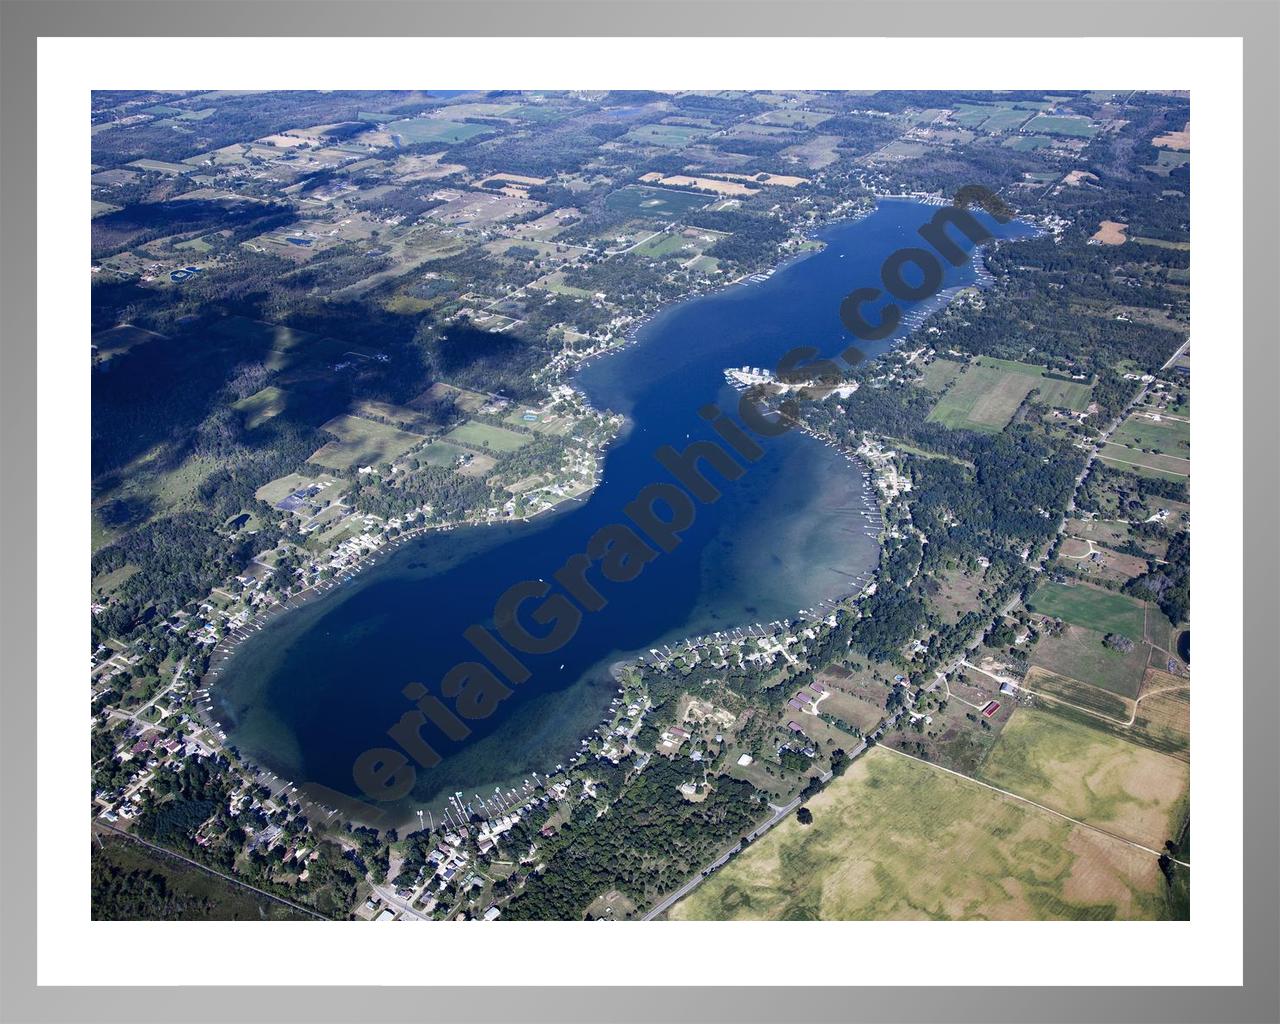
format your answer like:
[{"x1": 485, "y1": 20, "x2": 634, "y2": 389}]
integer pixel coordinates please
[
  {"x1": 752, "y1": 108, "x2": 832, "y2": 128},
  {"x1": 1141, "y1": 150, "x2": 1191, "y2": 176},
  {"x1": 915, "y1": 357, "x2": 965, "y2": 392},
  {"x1": 92, "y1": 324, "x2": 168, "y2": 364},
  {"x1": 1023, "y1": 665, "x2": 1132, "y2": 722},
  {"x1": 1098, "y1": 443, "x2": 1189, "y2": 480},
  {"x1": 979, "y1": 706, "x2": 1189, "y2": 849},
  {"x1": 621, "y1": 123, "x2": 711, "y2": 148},
  {"x1": 307, "y1": 414, "x2": 427, "y2": 471},
  {"x1": 1029, "y1": 623, "x2": 1150, "y2": 699},
  {"x1": 126, "y1": 158, "x2": 193, "y2": 175},
  {"x1": 1028, "y1": 581, "x2": 1147, "y2": 638},
  {"x1": 232, "y1": 386, "x2": 288, "y2": 429},
  {"x1": 1003, "y1": 135, "x2": 1055, "y2": 151},
  {"x1": 1024, "y1": 114, "x2": 1100, "y2": 138},
  {"x1": 385, "y1": 118, "x2": 494, "y2": 145},
  {"x1": 926, "y1": 360, "x2": 1039, "y2": 431},
  {"x1": 443, "y1": 420, "x2": 531, "y2": 453},
  {"x1": 974, "y1": 356, "x2": 1093, "y2": 410},
  {"x1": 670, "y1": 747, "x2": 1180, "y2": 921},
  {"x1": 603, "y1": 185, "x2": 712, "y2": 218}
]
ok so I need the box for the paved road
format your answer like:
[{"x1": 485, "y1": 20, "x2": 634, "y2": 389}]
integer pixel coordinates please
[
  {"x1": 643, "y1": 756, "x2": 853, "y2": 920},
  {"x1": 641, "y1": 374, "x2": 1169, "y2": 920}
]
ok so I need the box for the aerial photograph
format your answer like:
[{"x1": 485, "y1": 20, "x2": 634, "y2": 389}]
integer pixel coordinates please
[{"x1": 89, "y1": 88, "x2": 1191, "y2": 923}]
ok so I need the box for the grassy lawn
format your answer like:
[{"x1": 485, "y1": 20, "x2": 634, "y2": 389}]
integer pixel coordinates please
[
  {"x1": 443, "y1": 420, "x2": 531, "y2": 453},
  {"x1": 1028, "y1": 581, "x2": 1147, "y2": 637},
  {"x1": 979, "y1": 706, "x2": 1189, "y2": 849},
  {"x1": 670, "y1": 747, "x2": 1179, "y2": 921}
]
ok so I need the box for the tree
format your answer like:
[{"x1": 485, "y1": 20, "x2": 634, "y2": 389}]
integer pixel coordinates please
[{"x1": 795, "y1": 807, "x2": 813, "y2": 826}]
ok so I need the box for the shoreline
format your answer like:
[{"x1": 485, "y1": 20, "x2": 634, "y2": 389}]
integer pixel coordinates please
[{"x1": 195, "y1": 197, "x2": 972, "y2": 833}]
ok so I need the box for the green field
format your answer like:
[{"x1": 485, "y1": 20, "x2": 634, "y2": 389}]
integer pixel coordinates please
[
  {"x1": 622, "y1": 123, "x2": 711, "y2": 148},
  {"x1": 973, "y1": 356, "x2": 1093, "y2": 410},
  {"x1": 1024, "y1": 114, "x2": 1099, "y2": 138},
  {"x1": 1142, "y1": 150, "x2": 1191, "y2": 177},
  {"x1": 980, "y1": 707, "x2": 1189, "y2": 849},
  {"x1": 916, "y1": 357, "x2": 966, "y2": 392},
  {"x1": 926, "y1": 360, "x2": 1040, "y2": 431},
  {"x1": 127, "y1": 158, "x2": 194, "y2": 175},
  {"x1": 385, "y1": 118, "x2": 495, "y2": 145},
  {"x1": 753, "y1": 109, "x2": 832, "y2": 129},
  {"x1": 308, "y1": 414, "x2": 426, "y2": 470},
  {"x1": 418, "y1": 439, "x2": 471, "y2": 467},
  {"x1": 1131, "y1": 236, "x2": 1190, "y2": 251},
  {"x1": 631, "y1": 232, "x2": 693, "y2": 258},
  {"x1": 604, "y1": 185, "x2": 712, "y2": 218},
  {"x1": 443, "y1": 420, "x2": 531, "y2": 453},
  {"x1": 1003, "y1": 134, "x2": 1056, "y2": 151},
  {"x1": 670, "y1": 747, "x2": 1180, "y2": 921},
  {"x1": 1029, "y1": 582, "x2": 1147, "y2": 637},
  {"x1": 232, "y1": 386, "x2": 288, "y2": 429},
  {"x1": 1030, "y1": 623, "x2": 1150, "y2": 699},
  {"x1": 1024, "y1": 666, "x2": 1131, "y2": 721},
  {"x1": 1110, "y1": 412, "x2": 1189, "y2": 458},
  {"x1": 976, "y1": 107, "x2": 1035, "y2": 132},
  {"x1": 951, "y1": 104, "x2": 998, "y2": 128},
  {"x1": 1099, "y1": 444, "x2": 1189, "y2": 480}
]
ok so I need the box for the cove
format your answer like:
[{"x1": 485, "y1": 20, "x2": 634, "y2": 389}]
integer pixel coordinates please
[{"x1": 210, "y1": 199, "x2": 1033, "y2": 826}]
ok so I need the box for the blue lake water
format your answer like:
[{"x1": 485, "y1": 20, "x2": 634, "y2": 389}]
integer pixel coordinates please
[{"x1": 210, "y1": 199, "x2": 1031, "y2": 826}]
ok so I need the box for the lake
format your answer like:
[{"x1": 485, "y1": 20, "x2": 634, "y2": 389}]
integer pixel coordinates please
[{"x1": 210, "y1": 199, "x2": 1031, "y2": 826}]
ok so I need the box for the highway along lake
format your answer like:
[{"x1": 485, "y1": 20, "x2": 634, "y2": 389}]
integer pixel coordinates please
[{"x1": 210, "y1": 199, "x2": 1032, "y2": 826}]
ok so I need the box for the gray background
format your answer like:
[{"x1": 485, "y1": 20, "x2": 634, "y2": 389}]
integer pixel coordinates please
[{"x1": 1, "y1": 1, "x2": 1276, "y2": 1021}]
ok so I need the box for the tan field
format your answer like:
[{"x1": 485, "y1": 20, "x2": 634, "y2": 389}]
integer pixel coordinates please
[
  {"x1": 979, "y1": 706, "x2": 1188, "y2": 849},
  {"x1": 1091, "y1": 220, "x2": 1129, "y2": 244},
  {"x1": 641, "y1": 173, "x2": 759, "y2": 197},
  {"x1": 669, "y1": 747, "x2": 1178, "y2": 921},
  {"x1": 1152, "y1": 122, "x2": 1190, "y2": 150}
]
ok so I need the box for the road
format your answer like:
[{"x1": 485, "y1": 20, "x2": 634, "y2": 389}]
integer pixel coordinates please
[
  {"x1": 370, "y1": 882, "x2": 431, "y2": 921},
  {"x1": 94, "y1": 822, "x2": 329, "y2": 920},
  {"x1": 641, "y1": 371, "x2": 1171, "y2": 919},
  {"x1": 643, "y1": 755, "x2": 854, "y2": 920}
]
